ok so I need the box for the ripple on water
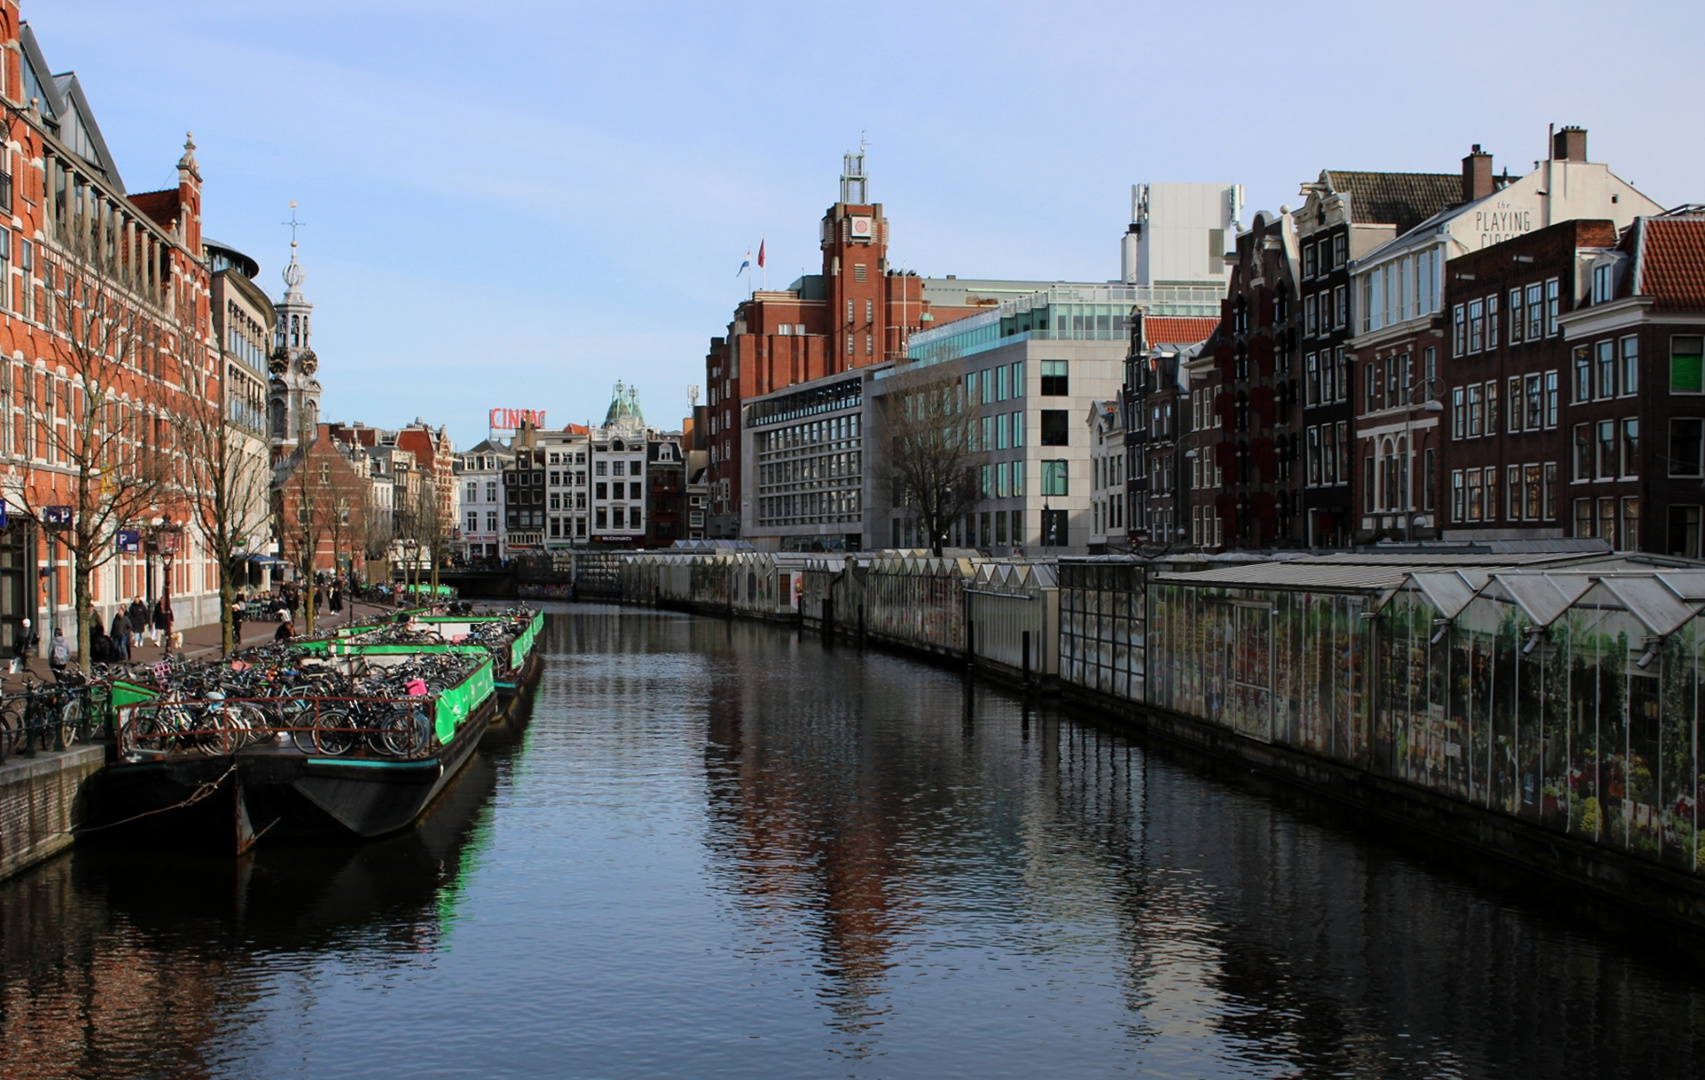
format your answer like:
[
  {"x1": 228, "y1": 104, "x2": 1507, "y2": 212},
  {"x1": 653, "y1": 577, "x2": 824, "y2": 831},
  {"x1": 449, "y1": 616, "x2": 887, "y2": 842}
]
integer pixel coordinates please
[{"x1": 0, "y1": 606, "x2": 1702, "y2": 1078}]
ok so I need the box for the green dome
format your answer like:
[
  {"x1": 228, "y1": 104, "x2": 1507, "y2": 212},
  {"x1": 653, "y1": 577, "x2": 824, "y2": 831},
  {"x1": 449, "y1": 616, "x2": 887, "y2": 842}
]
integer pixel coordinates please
[{"x1": 604, "y1": 381, "x2": 645, "y2": 427}]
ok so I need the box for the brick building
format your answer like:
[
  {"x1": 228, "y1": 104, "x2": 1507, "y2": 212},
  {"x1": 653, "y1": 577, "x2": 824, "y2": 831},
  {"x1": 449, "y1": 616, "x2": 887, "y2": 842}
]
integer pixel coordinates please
[
  {"x1": 1122, "y1": 312, "x2": 1218, "y2": 549},
  {"x1": 1352, "y1": 130, "x2": 1661, "y2": 542},
  {"x1": 1558, "y1": 209, "x2": 1705, "y2": 555},
  {"x1": 1436, "y1": 218, "x2": 1616, "y2": 542},
  {"x1": 1294, "y1": 169, "x2": 1459, "y2": 546},
  {"x1": 0, "y1": 8, "x2": 227, "y2": 650},
  {"x1": 1193, "y1": 209, "x2": 1304, "y2": 549}
]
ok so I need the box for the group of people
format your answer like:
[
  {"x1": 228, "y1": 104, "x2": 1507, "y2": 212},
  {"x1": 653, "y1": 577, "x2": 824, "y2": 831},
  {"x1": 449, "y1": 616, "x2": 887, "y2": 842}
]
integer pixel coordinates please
[
  {"x1": 91, "y1": 597, "x2": 174, "y2": 665},
  {"x1": 7, "y1": 573, "x2": 369, "y2": 678}
]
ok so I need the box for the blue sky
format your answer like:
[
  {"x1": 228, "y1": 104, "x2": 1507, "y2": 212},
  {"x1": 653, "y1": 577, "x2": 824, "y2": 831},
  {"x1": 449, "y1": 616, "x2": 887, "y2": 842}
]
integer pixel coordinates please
[{"x1": 26, "y1": 0, "x2": 1704, "y2": 448}]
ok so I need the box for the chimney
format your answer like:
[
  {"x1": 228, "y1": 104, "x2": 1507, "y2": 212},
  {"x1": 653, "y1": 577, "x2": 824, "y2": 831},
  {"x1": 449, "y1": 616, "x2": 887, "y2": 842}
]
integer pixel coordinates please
[
  {"x1": 1461, "y1": 144, "x2": 1493, "y2": 203},
  {"x1": 1553, "y1": 125, "x2": 1587, "y2": 163}
]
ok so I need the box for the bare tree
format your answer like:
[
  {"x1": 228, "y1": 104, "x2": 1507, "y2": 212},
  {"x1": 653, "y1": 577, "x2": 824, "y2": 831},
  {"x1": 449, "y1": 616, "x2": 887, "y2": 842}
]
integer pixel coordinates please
[
  {"x1": 181, "y1": 350, "x2": 272, "y2": 654},
  {"x1": 879, "y1": 362, "x2": 983, "y2": 556},
  {"x1": 274, "y1": 418, "x2": 367, "y2": 637},
  {"x1": 23, "y1": 262, "x2": 179, "y2": 670}
]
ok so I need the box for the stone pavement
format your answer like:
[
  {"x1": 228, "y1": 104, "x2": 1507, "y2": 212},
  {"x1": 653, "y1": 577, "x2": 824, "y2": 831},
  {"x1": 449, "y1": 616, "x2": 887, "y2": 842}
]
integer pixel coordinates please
[{"x1": 1, "y1": 597, "x2": 398, "y2": 692}]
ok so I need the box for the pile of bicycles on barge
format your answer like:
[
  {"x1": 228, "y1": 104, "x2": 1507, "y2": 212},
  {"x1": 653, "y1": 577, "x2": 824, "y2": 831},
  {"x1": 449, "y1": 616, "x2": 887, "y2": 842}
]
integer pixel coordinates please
[{"x1": 89, "y1": 606, "x2": 545, "y2": 855}]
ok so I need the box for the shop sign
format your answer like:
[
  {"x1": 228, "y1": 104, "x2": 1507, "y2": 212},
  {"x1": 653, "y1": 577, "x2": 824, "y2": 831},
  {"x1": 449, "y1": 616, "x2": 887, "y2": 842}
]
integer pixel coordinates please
[{"x1": 489, "y1": 408, "x2": 547, "y2": 434}]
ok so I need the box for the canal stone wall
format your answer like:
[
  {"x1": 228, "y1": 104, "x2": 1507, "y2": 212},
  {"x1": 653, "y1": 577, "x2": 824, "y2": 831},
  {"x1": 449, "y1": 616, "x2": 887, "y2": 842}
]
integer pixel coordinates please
[{"x1": 0, "y1": 746, "x2": 104, "y2": 882}]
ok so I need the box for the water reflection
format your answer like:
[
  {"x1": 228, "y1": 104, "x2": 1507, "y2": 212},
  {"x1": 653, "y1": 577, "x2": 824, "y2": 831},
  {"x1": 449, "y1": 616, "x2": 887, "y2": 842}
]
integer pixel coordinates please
[
  {"x1": 0, "y1": 606, "x2": 1702, "y2": 1079},
  {"x1": 0, "y1": 733, "x2": 508, "y2": 1080}
]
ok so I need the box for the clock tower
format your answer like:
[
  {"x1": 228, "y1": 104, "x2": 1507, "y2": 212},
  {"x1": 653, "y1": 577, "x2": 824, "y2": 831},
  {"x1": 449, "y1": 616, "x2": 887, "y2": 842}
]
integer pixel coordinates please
[
  {"x1": 821, "y1": 148, "x2": 888, "y2": 373},
  {"x1": 268, "y1": 207, "x2": 322, "y2": 457}
]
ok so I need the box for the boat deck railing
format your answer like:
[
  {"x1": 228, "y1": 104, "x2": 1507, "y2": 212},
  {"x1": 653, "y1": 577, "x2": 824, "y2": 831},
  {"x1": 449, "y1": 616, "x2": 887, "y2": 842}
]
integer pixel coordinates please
[{"x1": 116, "y1": 694, "x2": 447, "y2": 762}]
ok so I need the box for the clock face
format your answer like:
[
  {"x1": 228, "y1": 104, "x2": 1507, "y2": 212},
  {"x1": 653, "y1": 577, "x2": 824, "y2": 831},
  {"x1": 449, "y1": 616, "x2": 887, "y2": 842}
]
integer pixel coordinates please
[
  {"x1": 268, "y1": 349, "x2": 288, "y2": 374},
  {"x1": 300, "y1": 350, "x2": 318, "y2": 375},
  {"x1": 850, "y1": 216, "x2": 873, "y2": 239}
]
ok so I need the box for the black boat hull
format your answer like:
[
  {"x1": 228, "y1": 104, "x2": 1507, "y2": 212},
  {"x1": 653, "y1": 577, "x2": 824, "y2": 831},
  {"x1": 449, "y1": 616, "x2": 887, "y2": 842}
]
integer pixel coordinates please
[{"x1": 89, "y1": 697, "x2": 497, "y2": 856}]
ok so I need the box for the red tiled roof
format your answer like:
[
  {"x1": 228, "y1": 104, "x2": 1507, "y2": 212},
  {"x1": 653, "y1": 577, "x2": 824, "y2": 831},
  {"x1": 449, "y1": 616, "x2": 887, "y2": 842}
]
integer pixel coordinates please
[
  {"x1": 128, "y1": 189, "x2": 181, "y2": 230},
  {"x1": 1144, "y1": 316, "x2": 1219, "y2": 346},
  {"x1": 1637, "y1": 218, "x2": 1705, "y2": 311}
]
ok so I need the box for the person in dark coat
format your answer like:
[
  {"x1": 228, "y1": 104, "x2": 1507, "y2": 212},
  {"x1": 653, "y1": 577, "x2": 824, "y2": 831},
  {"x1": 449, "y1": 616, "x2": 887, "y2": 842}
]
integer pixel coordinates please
[
  {"x1": 154, "y1": 598, "x2": 174, "y2": 656},
  {"x1": 11, "y1": 617, "x2": 36, "y2": 675},
  {"x1": 126, "y1": 599, "x2": 147, "y2": 649},
  {"x1": 274, "y1": 617, "x2": 294, "y2": 643},
  {"x1": 231, "y1": 599, "x2": 245, "y2": 650},
  {"x1": 109, "y1": 609, "x2": 131, "y2": 662}
]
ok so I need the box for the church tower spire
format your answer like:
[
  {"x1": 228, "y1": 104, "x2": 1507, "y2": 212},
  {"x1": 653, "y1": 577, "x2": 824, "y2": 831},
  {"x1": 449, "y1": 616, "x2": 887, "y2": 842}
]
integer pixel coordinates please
[{"x1": 268, "y1": 202, "x2": 322, "y2": 455}]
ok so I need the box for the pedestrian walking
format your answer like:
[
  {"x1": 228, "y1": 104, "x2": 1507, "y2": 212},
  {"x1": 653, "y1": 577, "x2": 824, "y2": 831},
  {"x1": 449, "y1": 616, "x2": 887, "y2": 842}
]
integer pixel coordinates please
[
  {"x1": 127, "y1": 599, "x2": 147, "y2": 649},
  {"x1": 11, "y1": 617, "x2": 36, "y2": 675},
  {"x1": 231, "y1": 600, "x2": 245, "y2": 650},
  {"x1": 48, "y1": 627, "x2": 70, "y2": 679},
  {"x1": 330, "y1": 586, "x2": 342, "y2": 614},
  {"x1": 109, "y1": 609, "x2": 131, "y2": 663}
]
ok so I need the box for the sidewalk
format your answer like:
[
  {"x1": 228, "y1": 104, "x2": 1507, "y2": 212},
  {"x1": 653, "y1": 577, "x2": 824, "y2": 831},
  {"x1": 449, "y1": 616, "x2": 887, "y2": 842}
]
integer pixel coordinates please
[{"x1": 1, "y1": 597, "x2": 397, "y2": 692}]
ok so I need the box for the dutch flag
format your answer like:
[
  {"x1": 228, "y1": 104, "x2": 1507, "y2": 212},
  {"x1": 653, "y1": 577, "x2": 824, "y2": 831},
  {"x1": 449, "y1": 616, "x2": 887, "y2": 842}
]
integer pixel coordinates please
[{"x1": 737, "y1": 250, "x2": 750, "y2": 277}]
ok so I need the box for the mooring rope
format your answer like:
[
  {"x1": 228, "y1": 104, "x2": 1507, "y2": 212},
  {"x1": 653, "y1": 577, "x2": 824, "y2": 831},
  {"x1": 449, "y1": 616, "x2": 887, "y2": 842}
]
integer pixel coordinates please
[{"x1": 73, "y1": 761, "x2": 239, "y2": 834}]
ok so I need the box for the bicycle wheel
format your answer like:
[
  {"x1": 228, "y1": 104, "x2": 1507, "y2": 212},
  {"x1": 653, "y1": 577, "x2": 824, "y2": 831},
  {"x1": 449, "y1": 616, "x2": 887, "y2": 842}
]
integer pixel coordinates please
[
  {"x1": 0, "y1": 701, "x2": 17, "y2": 757},
  {"x1": 58, "y1": 696, "x2": 84, "y2": 748},
  {"x1": 377, "y1": 707, "x2": 430, "y2": 757},
  {"x1": 313, "y1": 709, "x2": 358, "y2": 756}
]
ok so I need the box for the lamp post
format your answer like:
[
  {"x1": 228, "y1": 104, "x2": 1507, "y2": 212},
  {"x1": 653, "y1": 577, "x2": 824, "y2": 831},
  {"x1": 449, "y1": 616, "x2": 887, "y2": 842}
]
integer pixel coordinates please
[{"x1": 1403, "y1": 376, "x2": 1446, "y2": 542}]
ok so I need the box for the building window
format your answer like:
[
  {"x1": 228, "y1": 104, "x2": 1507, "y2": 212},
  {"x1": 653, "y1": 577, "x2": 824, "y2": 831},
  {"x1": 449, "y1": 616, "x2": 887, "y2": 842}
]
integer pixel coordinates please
[
  {"x1": 1452, "y1": 386, "x2": 1465, "y2": 439},
  {"x1": 1467, "y1": 299, "x2": 1484, "y2": 353},
  {"x1": 1672, "y1": 335, "x2": 1704, "y2": 393},
  {"x1": 1305, "y1": 295, "x2": 1318, "y2": 337},
  {"x1": 1040, "y1": 360, "x2": 1068, "y2": 396},
  {"x1": 1573, "y1": 424, "x2": 1593, "y2": 481},
  {"x1": 1671, "y1": 419, "x2": 1704, "y2": 476},
  {"x1": 1526, "y1": 282, "x2": 1544, "y2": 341},
  {"x1": 1011, "y1": 361, "x2": 1024, "y2": 397},
  {"x1": 1466, "y1": 383, "x2": 1483, "y2": 438},
  {"x1": 1452, "y1": 304, "x2": 1466, "y2": 356},
  {"x1": 1466, "y1": 468, "x2": 1483, "y2": 521},
  {"x1": 1484, "y1": 380, "x2": 1498, "y2": 436},
  {"x1": 1041, "y1": 459, "x2": 1069, "y2": 496},
  {"x1": 1486, "y1": 293, "x2": 1499, "y2": 349},
  {"x1": 1621, "y1": 418, "x2": 1639, "y2": 477},
  {"x1": 854, "y1": 264, "x2": 866, "y2": 282},
  {"x1": 1623, "y1": 497, "x2": 1640, "y2": 552},
  {"x1": 1424, "y1": 448, "x2": 1436, "y2": 512},
  {"x1": 1668, "y1": 506, "x2": 1702, "y2": 559},
  {"x1": 1509, "y1": 376, "x2": 1524, "y2": 431},
  {"x1": 1596, "y1": 420, "x2": 1617, "y2": 480},
  {"x1": 1574, "y1": 498, "x2": 1592, "y2": 539},
  {"x1": 1509, "y1": 287, "x2": 1524, "y2": 344},
  {"x1": 1305, "y1": 353, "x2": 1319, "y2": 406},
  {"x1": 1364, "y1": 451, "x2": 1376, "y2": 512},
  {"x1": 1599, "y1": 497, "x2": 1618, "y2": 549},
  {"x1": 1574, "y1": 346, "x2": 1592, "y2": 402},
  {"x1": 1303, "y1": 243, "x2": 1317, "y2": 278},
  {"x1": 1620, "y1": 336, "x2": 1639, "y2": 395},
  {"x1": 1507, "y1": 465, "x2": 1521, "y2": 520},
  {"x1": 1546, "y1": 278, "x2": 1560, "y2": 336},
  {"x1": 1335, "y1": 285, "x2": 1347, "y2": 330},
  {"x1": 1545, "y1": 371, "x2": 1559, "y2": 427},
  {"x1": 1597, "y1": 340, "x2": 1616, "y2": 399},
  {"x1": 467, "y1": 512, "x2": 478, "y2": 534},
  {"x1": 1038, "y1": 409, "x2": 1069, "y2": 446}
]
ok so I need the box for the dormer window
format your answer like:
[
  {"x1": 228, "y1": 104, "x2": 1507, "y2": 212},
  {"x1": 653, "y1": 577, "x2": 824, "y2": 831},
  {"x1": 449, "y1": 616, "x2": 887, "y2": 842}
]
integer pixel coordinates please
[{"x1": 1592, "y1": 260, "x2": 1618, "y2": 305}]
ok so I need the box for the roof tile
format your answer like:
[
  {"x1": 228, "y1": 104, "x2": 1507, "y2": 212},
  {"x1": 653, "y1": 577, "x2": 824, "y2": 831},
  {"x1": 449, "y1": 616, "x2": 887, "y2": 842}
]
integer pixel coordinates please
[{"x1": 1321, "y1": 171, "x2": 1461, "y2": 232}]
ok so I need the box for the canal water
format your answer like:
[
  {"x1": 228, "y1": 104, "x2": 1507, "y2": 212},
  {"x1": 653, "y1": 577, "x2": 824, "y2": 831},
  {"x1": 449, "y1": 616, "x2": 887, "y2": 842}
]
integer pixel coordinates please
[{"x1": 3, "y1": 605, "x2": 1704, "y2": 1079}]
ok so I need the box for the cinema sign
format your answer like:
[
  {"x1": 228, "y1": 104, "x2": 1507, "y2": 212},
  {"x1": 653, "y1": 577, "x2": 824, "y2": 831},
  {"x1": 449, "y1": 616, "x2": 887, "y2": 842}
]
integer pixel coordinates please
[{"x1": 489, "y1": 408, "x2": 547, "y2": 433}]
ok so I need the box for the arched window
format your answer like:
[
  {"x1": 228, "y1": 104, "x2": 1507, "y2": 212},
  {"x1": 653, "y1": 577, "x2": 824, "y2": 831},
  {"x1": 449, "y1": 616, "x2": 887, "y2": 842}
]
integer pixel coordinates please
[
  {"x1": 1397, "y1": 436, "x2": 1410, "y2": 509},
  {"x1": 1382, "y1": 438, "x2": 1398, "y2": 511},
  {"x1": 290, "y1": 315, "x2": 300, "y2": 347}
]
